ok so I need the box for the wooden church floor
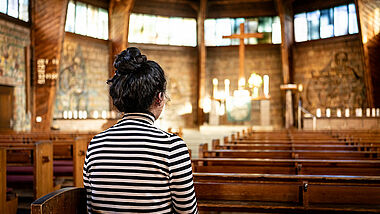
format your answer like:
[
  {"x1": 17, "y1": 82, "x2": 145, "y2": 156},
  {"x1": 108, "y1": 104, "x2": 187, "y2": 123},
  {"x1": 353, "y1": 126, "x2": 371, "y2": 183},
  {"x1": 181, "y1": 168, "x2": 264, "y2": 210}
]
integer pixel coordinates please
[{"x1": 182, "y1": 125, "x2": 273, "y2": 158}]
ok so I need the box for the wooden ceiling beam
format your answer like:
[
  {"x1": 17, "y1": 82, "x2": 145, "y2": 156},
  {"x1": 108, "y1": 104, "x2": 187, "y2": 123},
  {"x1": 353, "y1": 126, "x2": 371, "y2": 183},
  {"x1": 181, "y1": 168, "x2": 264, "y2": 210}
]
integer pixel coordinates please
[
  {"x1": 197, "y1": 0, "x2": 207, "y2": 126},
  {"x1": 208, "y1": 0, "x2": 273, "y2": 5},
  {"x1": 31, "y1": 0, "x2": 68, "y2": 131}
]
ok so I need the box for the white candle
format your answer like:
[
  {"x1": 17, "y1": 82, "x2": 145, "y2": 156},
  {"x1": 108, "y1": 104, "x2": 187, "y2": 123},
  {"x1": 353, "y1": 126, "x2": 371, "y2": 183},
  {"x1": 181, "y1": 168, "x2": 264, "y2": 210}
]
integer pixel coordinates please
[
  {"x1": 355, "y1": 108, "x2": 362, "y2": 117},
  {"x1": 337, "y1": 109, "x2": 342, "y2": 117},
  {"x1": 83, "y1": 111, "x2": 88, "y2": 119},
  {"x1": 63, "y1": 111, "x2": 68, "y2": 119},
  {"x1": 366, "y1": 108, "x2": 371, "y2": 117},
  {"x1": 102, "y1": 110, "x2": 107, "y2": 119},
  {"x1": 264, "y1": 75, "x2": 269, "y2": 97},
  {"x1": 224, "y1": 79, "x2": 230, "y2": 98},
  {"x1": 316, "y1": 108, "x2": 321, "y2": 117},
  {"x1": 326, "y1": 108, "x2": 331, "y2": 117},
  {"x1": 73, "y1": 110, "x2": 78, "y2": 119},
  {"x1": 68, "y1": 111, "x2": 73, "y2": 119},
  {"x1": 372, "y1": 108, "x2": 376, "y2": 117},
  {"x1": 345, "y1": 109, "x2": 350, "y2": 117},
  {"x1": 213, "y1": 78, "x2": 218, "y2": 99},
  {"x1": 93, "y1": 111, "x2": 99, "y2": 119}
]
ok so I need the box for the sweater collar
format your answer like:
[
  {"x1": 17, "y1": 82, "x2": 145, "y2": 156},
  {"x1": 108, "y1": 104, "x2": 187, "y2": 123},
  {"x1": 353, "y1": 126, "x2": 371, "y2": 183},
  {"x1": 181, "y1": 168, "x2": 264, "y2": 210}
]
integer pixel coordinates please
[{"x1": 122, "y1": 112, "x2": 155, "y2": 125}]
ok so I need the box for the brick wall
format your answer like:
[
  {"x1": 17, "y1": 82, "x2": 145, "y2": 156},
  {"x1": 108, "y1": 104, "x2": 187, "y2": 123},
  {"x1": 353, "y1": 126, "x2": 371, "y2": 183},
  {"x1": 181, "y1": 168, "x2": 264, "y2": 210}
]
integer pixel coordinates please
[
  {"x1": 130, "y1": 44, "x2": 198, "y2": 128},
  {"x1": 0, "y1": 19, "x2": 31, "y2": 131},
  {"x1": 54, "y1": 33, "x2": 110, "y2": 118},
  {"x1": 293, "y1": 35, "x2": 368, "y2": 116},
  {"x1": 206, "y1": 44, "x2": 283, "y2": 128}
]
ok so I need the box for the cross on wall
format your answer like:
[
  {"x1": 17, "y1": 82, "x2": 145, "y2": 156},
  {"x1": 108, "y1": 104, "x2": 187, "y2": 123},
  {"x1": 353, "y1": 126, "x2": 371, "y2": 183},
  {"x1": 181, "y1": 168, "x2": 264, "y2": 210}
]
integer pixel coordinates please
[{"x1": 222, "y1": 23, "x2": 264, "y2": 89}]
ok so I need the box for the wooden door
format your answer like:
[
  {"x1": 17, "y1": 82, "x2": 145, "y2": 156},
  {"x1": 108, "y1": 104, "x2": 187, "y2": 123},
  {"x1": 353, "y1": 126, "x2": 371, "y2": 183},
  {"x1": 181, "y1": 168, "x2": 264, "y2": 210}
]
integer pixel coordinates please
[{"x1": 0, "y1": 85, "x2": 13, "y2": 130}]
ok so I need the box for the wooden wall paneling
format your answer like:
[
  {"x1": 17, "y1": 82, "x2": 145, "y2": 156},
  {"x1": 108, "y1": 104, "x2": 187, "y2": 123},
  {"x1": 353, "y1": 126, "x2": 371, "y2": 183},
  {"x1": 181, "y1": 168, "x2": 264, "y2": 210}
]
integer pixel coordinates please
[
  {"x1": 276, "y1": 0, "x2": 295, "y2": 128},
  {"x1": 293, "y1": 0, "x2": 355, "y2": 14},
  {"x1": 133, "y1": 0, "x2": 197, "y2": 18},
  {"x1": 31, "y1": 0, "x2": 68, "y2": 131},
  {"x1": 207, "y1": 1, "x2": 277, "y2": 18},
  {"x1": 197, "y1": 0, "x2": 207, "y2": 126},
  {"x1": 110, "y1": 0, "x2": 135, "y2": 62}
]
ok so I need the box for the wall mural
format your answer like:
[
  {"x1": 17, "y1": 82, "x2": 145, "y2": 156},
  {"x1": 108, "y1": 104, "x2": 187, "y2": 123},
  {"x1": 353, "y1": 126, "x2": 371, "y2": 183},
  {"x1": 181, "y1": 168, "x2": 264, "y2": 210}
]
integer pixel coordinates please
[
  {"x1": 303, "y1": 51, "x2": 367, "y2": 110},
  {"x1": 0, "y1": 19, "x2": 30, "y2": 131},
  {"x1": 54, "y1": 38, "x2": 110, "y2": 118},
  {"x1": 55, "y1": 44, "x2": 88, "y2": 112}
]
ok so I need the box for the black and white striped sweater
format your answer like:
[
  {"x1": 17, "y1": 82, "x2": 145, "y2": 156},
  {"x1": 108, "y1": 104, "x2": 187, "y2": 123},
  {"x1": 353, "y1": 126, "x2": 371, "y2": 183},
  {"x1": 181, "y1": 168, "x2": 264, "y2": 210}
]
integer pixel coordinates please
[{"x1": 83, "y1": 113, "x2": 198, "y2": 213}]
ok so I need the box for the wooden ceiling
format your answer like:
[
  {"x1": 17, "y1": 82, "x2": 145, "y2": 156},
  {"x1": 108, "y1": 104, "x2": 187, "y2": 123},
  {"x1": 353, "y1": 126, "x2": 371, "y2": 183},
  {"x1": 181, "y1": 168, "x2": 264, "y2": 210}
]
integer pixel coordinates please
[{"x1": 85, "y1": 0, "x2": 355, "y2": 18}]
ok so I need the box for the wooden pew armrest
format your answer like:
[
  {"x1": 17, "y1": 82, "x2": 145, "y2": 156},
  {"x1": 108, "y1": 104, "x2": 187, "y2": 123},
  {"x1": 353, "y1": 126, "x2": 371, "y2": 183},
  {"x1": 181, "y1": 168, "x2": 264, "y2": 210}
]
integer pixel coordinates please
[{"x1": 31, "y1": 187, "x2": 86, "y2": 214}]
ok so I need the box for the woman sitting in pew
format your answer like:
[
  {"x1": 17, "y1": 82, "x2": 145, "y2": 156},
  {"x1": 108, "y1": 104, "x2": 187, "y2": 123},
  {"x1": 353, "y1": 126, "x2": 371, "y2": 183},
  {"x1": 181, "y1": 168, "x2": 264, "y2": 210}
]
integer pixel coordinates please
[{"x1": 83, "y1": 47, "x2": 198, "y2": 214}]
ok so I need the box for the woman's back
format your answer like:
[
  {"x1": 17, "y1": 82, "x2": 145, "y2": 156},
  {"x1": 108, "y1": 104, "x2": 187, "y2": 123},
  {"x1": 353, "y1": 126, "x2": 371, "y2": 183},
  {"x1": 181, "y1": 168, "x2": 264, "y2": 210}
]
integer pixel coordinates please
[{"x1": 84, "y1": 113, "x2": 197, "y2": 213}]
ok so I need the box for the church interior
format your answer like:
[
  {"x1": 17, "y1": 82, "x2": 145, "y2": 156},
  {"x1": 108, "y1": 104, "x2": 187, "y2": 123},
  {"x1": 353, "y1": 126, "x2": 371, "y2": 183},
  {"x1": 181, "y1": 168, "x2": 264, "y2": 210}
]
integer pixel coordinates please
[{"x1": 0, "y1": 0, "x2": 380, "y2": 213}]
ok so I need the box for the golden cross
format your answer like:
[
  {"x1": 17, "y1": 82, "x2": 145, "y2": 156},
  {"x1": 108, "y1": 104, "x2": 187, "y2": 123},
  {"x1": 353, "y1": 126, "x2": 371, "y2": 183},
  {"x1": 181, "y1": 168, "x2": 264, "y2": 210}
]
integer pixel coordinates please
[{"x1": 223, "y1": 23, "x2": 264, "y2": 88}]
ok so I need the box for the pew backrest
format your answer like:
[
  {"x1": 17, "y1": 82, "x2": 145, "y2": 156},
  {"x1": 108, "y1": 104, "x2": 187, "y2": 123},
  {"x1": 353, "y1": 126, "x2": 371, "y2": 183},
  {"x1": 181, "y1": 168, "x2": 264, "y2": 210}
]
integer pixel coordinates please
[{"x1": 31, "y1": 187, "x2": 86, "y2": 214}]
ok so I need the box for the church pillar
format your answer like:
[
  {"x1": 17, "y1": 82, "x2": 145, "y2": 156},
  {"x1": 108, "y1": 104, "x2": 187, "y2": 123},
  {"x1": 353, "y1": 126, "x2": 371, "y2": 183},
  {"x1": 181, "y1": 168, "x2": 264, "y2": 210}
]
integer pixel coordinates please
[
  {"x1": 276, "y1": 0, "x2": 295, "y2": 128},
  {"x1": 355, "y1": 0, "x2": 376, "y2": 107},
  {"x1": 109, "y1": 0, "x2": 135, "y2": 62},
  {"x1": 196, "y1": 0, "x2": 207, "y2": 126},
  {"x1": 31, "y1": 0, "x2": 68, "y2": 131}
]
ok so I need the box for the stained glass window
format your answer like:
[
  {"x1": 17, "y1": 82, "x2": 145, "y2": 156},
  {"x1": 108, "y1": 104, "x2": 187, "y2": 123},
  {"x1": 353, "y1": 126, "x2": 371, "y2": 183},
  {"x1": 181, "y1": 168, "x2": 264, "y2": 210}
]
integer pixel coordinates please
[
  {"x1": 205, "y1": 16, "x2": 280, "y2": 46},
  {"x1": 205, "y1": 19, "x2": 217, "y2": 46},
  {"x1": 231, "y1": 18, "x2": 244, "y2": 45},
  {"x1": 246, "y1": 18, "x2": 258, "y2": 44},
  {"x1": 334, "y1": 5, "x2": 348, "y2": 36},
  {"x1": 307, "y1": 10, "x2": 320, "y2": 40},
  {"x1": 348, "y1": 3, "x2": 359, "y2": 34},
  {"x1": 294, "y1": 3, "x2": 359, "y2": 42},
  {"x1": 169, "y1": 17, "x2": 183, "y2": 45},
  {"x1": 75, "y1": 2, "x2": 87, "y2": 36},
  {"x1": 98, "y1": 8, "x2": 108, "y2": 39},
  {"x1": 155, "y1": 16, "x2": 170, "y2": 45},
  {"x1": 18, "y1": 0, "x2": 28, "y2": 21},
  {"x1": 0, "y1": 0, "x2": 6, "y2": 13},
  {"x1": 7, "y1": 0, "x2": 18, "y2": 18},
  {"x1": 128, "y1": 13, "x2": 197, "y2": 47},
  {"x1": 0, "y1": 0, "x2": 28, "y2": 21},
  {"x1": 65, "y1": 1, "x2": 75, "y2": 32},
  {"x1": 182, "y1": 18, "x2": 197, "y2": 46},
  {"x1": 65, "y1": 1, "x2": 108, "y2": 40},
  {"x1": 294, "y1": 13, "x2": 308, "y2": 42},
  {"x1": 272, "y1": 16, "x2": 282, "y2": 44},
  {"x1": 87, "y1": 5, "x2": 99, "y2": 38},
  {"x1": 320, "y1": 8, "x2": 334, "y2": 38},
  {"x1": 216, "y1": 18, "x2": 232, "y2": 46}
]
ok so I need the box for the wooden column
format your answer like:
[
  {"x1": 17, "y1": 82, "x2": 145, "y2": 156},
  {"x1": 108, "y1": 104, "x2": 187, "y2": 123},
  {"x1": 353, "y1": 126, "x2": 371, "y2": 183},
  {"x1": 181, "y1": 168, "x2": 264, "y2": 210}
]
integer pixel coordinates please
[
  {"x1": 355, "y1": 0, "x2": 376, "y2": 107},
  {"x1": 31, "y1": 0, "x2": 68, "y2": 131},
  {"x1": 196, "y1": 0, "x2": 207, "y2": 126},
  {"x1": 276, "y1": 0, "x2": 295, "y2": 128},
  {"x1": 109, "y1": 0, "x2": 135, "y2": 62}
]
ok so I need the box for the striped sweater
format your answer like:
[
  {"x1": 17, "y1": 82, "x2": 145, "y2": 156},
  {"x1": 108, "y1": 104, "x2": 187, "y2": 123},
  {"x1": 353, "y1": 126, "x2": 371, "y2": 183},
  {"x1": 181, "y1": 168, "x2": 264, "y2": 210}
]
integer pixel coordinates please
[{"x1": 83, "y1": 113, "x2": 198, "y2": 213}]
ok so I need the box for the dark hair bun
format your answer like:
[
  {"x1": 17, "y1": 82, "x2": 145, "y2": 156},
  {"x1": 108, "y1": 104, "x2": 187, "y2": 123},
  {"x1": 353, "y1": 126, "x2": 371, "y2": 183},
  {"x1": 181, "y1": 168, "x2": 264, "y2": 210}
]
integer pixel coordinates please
[{"x1": 113, "y1": 47, "x2": 147, "y2": 75}]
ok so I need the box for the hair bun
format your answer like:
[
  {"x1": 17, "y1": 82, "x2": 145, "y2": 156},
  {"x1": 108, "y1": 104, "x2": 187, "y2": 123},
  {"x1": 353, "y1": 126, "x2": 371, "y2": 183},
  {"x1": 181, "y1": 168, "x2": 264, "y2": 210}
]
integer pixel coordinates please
[{"x1": 113, "y1": 47, "x2": 147, "y2": 75}]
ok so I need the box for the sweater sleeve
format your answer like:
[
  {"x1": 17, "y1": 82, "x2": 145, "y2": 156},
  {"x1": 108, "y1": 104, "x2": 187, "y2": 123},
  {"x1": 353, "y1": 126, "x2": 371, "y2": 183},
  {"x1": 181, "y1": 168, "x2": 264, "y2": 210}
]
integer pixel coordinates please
[{"x1": 168, "y1": 137, "x2": 198, "y2": 214}]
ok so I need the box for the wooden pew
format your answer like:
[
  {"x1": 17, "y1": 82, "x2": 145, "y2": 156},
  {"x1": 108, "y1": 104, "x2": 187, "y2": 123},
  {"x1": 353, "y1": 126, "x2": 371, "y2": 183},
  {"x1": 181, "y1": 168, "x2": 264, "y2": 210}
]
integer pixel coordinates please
[
  {"x1": 194, "y1": 173, "x2": 380, "y2": 213},
  {"x1": 30, "y1": 173, "x2": 380, "y2": 213},
  {"x1": 31, "y1": 187, "x2": 86, "y2": 214},
  {"x1": 1, "y1": 141, "x2": 56, "y2": 199},
  {"x1": 0, "y1": 148, "x2": 18, "y2": 214},
  {"x1": 199, "y1": 144, "x2": 378, "y2": 159},
  {"x1": 192, "y1": 158, "x2": 380, "y2": 176},
  {"x1": 0, "y1": 137, "x2": 87, "y2": 187}
]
